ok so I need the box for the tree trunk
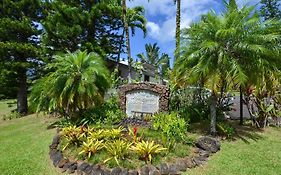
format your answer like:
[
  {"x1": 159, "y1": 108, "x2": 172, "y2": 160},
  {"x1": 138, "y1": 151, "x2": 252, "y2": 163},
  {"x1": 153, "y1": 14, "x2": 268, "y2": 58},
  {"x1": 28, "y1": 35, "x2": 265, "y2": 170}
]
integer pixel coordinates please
[
  {"x1": 239, "y1": 86, "x2": 244, "y2": 125},
  {"x1": 117, "y1": 29, "x2": 125, "y2": 69},
  {"x1": 17, "y1": 67, "x2": 28, "y2": 115},
  {"x1": 210, "y1": 92, "x2": 217, "y2": 136},
  {"x1": 175, "y1": 0, "x2": 181, "y2": 60},
  {"x1": 122, "y1": 0, "x2": 132, "y2": 83}
]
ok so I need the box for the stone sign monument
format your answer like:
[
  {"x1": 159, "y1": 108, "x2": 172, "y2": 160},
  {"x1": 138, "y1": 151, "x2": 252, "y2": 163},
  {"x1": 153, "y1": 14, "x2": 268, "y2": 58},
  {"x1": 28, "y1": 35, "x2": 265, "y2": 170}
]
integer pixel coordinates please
[{"x1": 118, "y1": 83, "x2": 169, "y2": 117}]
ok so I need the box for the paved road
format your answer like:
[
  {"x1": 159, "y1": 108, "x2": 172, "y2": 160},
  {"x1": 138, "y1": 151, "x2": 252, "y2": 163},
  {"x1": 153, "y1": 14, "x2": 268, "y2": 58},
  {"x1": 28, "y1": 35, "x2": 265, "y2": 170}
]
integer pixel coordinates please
[{"x1": 228, "y1": 96, "x2": 251, "y2": 120}]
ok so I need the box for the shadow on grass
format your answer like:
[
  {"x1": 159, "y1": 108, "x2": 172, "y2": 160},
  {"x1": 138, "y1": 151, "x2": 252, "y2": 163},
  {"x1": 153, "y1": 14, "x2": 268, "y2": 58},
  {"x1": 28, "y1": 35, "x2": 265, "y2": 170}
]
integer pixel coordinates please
[
  {"x1": 188, "y1": 120, "x2": 264, "y2": 144},
  {"x1": 232, "y1": 123, "x2": 264, "y2": 144}
]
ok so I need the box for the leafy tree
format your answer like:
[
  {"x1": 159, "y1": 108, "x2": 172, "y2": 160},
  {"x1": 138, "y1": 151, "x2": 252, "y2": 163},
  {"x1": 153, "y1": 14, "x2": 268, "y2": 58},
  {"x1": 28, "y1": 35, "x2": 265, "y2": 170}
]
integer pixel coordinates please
[
  {"x1": 0, "y1": 0, "x2": 42, "y2": 114},
  {"x1": 42, "y1": 0, "x2": 124, "y2": 58},
  {"x1": 174, "y1": 0, "x2": 281, "y2": 134},
  {"x1": 137, "y1": 43, "x2": 170, "y2": 79},
  {"x1": 260, "y1": 0, "x2": 281, "y2": 20},
  {"x1": 30, "y1": 51, "x2": 111, "y2": 118}
]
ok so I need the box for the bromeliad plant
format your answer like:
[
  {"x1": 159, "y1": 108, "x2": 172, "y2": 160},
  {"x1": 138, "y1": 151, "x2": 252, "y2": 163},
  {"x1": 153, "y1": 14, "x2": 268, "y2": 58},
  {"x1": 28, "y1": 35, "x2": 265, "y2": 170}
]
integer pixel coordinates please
[
  {"x1": 79, "y1": 139, "x2": 104, "y2": 159},
  {"x1": 104, "y1": 139, "x2": 132, "y2": 166},
  {"x1": 130, "y1": 140, "x2": 167, "y2": 164},
  {"x1": 61, "y1": 126, "x2": 86, "y2": 150}
]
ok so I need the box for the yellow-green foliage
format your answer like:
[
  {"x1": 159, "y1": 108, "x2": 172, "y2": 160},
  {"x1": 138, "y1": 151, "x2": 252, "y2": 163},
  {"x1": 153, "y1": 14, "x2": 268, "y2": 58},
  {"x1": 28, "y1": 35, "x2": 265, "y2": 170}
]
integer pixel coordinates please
[
  {"x1": 131, "y1": 140, "x2": 167, "y2": 163},
  {"x1": 79, "y1": 139, "x2": 104, "y2": 158},
  {"x1": 104, "y1": 139, "x2": 132, "y2": 165},
  {"x1": 61, "y1": 126, "x2": 85, "y2": 150}
]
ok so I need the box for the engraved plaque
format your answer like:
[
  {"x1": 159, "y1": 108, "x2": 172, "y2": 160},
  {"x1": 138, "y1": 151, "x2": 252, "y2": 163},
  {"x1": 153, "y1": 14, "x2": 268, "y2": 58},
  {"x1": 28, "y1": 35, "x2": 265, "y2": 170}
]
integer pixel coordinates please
[{"x1": 126, "y1": 90, "x2": 160, "y2": 117}]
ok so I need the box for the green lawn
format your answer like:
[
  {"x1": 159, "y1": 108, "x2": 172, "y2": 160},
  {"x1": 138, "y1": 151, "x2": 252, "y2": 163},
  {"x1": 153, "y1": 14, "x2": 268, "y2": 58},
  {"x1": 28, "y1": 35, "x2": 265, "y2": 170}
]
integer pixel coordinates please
[
  {"x1": 0, "y1": 99, "x2": 16, "y2": 117},
  {"x1": 0, "y1": 114, "x2": 61, "y2": 175},
  {"x1": 186, "y1": 127, "x2": 281, "y2": 175}
]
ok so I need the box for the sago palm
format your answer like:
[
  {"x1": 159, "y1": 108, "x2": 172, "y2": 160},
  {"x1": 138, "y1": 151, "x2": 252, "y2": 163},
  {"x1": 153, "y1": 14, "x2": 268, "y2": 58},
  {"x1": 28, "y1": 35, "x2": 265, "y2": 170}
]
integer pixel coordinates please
[
  {"x1": 174, "y1": 0, "x2": 281, "y2": 134},
  {"x1": 30, "y1": 50, "x2": 110, "y2": 117}
]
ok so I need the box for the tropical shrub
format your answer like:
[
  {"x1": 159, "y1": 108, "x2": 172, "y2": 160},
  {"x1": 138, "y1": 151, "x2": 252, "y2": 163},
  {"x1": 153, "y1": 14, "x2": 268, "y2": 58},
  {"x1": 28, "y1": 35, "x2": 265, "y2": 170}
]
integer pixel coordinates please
[
  {"x1": 30, "y1": 50, "x2": 111, "y2": 118},
  {"x1": 61, "y1": 126, "x2": 86, "y2": 150},
  {"x1": 79, "y1": 139, "x2": 104, "y2": 159},
  {"x1": 153, "y1": 112, "x2": 187, "y2": 140},
  {"x1": 130, "y1": 140, "x2": 167, "y2": 164},
  {"x1": 104, "y1": 140, "x2": 132, "y2": 165},
  {"x1": 79, "y1": 95, "x2": 125, "y2": 126},
  {"x1": 217, "y1": 122, "x2": 235, "y2": 139},
  {"x1": 169, "y1": 87, "x2": 210, "y2": 123}
]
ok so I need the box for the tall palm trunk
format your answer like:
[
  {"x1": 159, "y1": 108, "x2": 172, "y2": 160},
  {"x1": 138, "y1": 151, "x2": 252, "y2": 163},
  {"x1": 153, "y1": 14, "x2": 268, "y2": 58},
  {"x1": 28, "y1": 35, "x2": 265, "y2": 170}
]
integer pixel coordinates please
[
  {"x1": 17, "y1": 67, "x2": 28, "y2": 115},
  {"x1": 210, "y1": 91, "x2": 217, "y2": 136},
  {"x1": 122, "y1": 0, "x2": 132, "y2": 83},
  {"x1": 175, "y1": 0, "x2": 181, "y2": 60}
]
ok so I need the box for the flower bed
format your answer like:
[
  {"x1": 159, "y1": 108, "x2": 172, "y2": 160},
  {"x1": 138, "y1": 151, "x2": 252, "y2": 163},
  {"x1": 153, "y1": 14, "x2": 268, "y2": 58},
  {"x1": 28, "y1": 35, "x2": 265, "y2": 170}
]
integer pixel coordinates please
[{"x1": 49, "y1": 125, "x2": 221, "y2": 174}]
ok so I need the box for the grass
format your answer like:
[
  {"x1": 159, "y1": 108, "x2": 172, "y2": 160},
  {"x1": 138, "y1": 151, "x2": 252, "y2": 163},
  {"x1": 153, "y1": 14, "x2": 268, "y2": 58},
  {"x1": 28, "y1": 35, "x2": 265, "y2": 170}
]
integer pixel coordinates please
[
  {"x1": 185, "y1": 126, "x2": 281, "y2": 175},
  {"x1": 0, "y1": 99, "x2": 16, "y2": 117},
  {"x1": 0, "y1": 114, "x2": 61, "y2": 175}
]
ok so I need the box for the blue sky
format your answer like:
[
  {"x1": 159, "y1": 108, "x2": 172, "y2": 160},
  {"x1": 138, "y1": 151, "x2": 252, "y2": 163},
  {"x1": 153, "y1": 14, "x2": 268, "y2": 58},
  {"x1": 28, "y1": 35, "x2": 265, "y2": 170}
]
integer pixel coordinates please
[{"x1": 126, "y1": 0, "x2": 261, "y2": 65}]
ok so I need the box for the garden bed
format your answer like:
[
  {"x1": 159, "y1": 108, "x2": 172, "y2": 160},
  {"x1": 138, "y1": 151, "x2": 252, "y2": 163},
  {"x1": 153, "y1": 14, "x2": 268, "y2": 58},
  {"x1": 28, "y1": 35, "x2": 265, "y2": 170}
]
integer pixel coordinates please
[{"x1": 49, "y1": 119, "x2": 221, "y2": 174}]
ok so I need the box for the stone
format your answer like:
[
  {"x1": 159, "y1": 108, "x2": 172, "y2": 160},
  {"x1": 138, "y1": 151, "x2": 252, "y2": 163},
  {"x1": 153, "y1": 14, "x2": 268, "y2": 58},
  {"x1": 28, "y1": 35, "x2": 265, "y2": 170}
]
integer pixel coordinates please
[
  {"x1": 139, "y1": 165, "x2": 150, "y2": 175},
  {"x1": 111, "y1": 167, "x2": 122, "y2": 175},
  {"x1": 149, "y1": 169, "x2": 160, "y2": 175},
  {"x1": 195, "y1": 136, "x2": 221, "y2": 153},
  {"x1": 62, "y1": 162, "x2": 72, "y2": 173},
  {"x1": 52, "y1": 151, "x2": 63, "y2": 167},
  {"x1": 52, "y1": 134, "x2": 60, "y2": 145},
  {"x1": 183, "y1": 158, "x2": 195, "y2": 169},
  {"x1": 84, "y1": 165, "x2": 93, "y2": 175},
  {"x1": 192, "y1": 157, "x2": 206, "y2": 167},
  {"x1": 120, "y1": 168, "x2": 129, "y2": 175},
  {"x1": 159, "y1": 163, "x2": 169, "y2": 175},
  {"x1": 67, "y1": 162, "x2": 77, "y2": 174},
  {"x1": 128, "y1": 170, "x2": 138, "y2": 175},
  {"x1": 77, "y1": 170, "x2": 83, "y2": 175},
  {"x1": 58, "y1": 158, "x2": 69, "y2": 168},
  {"x1": 78, "y1": 162, "x2": 90, "y2": 172},
  {"x1": 168, "y1": 164, "x2": 181, "y2": 175},
  {"x1": 102, "y1": 168, "x2": 111, "y2": 175},
  {"x1": 198, "y1": 150, "x2": 210, "y2": 158},
  {"x1": 91, "y1": 165, "x2": 103, "y2": 175},
  {"x1": 175, "y1": 159, "x2": 188, "y2": 171}
]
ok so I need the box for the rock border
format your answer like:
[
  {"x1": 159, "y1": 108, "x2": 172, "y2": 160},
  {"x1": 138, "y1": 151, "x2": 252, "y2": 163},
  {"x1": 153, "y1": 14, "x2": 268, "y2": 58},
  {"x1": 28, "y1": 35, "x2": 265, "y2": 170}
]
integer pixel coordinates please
[{"x1": 50, "y1": 132, "x2": 220, "y2": 175}]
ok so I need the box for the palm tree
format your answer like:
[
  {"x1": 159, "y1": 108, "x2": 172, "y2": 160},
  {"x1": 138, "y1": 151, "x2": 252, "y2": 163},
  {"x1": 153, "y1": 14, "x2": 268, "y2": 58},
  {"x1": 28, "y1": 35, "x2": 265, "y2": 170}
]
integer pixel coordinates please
[
  {"x1": 121, "y1": 0, "x2": 149, "y2": 83},
  {"x1": 137, "y1": 43, "x2": 170, "y2": 80},
  {"x1": 30, "y1": 50, "x2": 111, "y2": 117},
  {"x1": 117, "y1": 6, "x2": 147, "y2": 68},
  {"x1": 174, "y1": 0, "x2": 181, "y2": 60},
  {"x1": 174, "y1": 0, "x2": 281, "y2": 135}
]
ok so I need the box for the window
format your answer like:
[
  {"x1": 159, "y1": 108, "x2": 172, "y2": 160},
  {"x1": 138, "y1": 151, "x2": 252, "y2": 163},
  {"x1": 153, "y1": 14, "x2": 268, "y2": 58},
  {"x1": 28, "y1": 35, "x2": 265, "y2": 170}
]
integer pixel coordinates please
[{"x1": 144, "y1": 75, "x2": 150, "y2": 82}]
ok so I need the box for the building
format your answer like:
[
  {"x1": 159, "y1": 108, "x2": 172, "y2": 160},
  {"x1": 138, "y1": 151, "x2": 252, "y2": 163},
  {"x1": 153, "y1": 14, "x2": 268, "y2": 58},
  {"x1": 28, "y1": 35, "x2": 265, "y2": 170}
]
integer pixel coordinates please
[{"x1": 106, "y1": 58, "x2": 162, "y2": 84}]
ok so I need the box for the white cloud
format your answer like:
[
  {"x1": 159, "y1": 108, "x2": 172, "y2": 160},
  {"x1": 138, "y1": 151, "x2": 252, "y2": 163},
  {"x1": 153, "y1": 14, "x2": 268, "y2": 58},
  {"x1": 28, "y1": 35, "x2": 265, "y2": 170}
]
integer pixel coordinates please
[
  {"x1": 128, "y1": 0, "x2": 261, "y2": 43},
  {"x1": 128, "y1": 0, "x2": 218, "y2": 43}
]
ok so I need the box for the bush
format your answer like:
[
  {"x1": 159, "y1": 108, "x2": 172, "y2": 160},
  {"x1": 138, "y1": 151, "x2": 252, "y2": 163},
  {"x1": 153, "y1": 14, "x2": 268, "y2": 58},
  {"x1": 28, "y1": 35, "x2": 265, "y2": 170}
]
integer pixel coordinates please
[
  {"x1": 217, "y1": 122, "x2": 235, "y2": 139},
  {"x1": 2, "y1": 111, "x2": 21, "y2": 121},
  {"x1": 169, "y1": 87, "x2": 210, "y2": 123},
  {"x1": 153, "y1": 112, "x2": 187, "y2": 141},
  {"x1": 79, "y1": 95, "x2": 125, "y2": 126}
]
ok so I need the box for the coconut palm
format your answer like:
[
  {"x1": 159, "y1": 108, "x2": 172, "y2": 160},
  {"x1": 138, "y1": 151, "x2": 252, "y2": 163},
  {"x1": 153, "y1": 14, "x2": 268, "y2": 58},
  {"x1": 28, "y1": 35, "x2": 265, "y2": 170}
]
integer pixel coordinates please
[
  {"x1": 117, "y1": 6, "x2": 147, "y2": 68},
  {"x1": 121, "y1": 0, "x2": 149, "y2": 82},
  {"x1": 174, "y1": 0, "x2": 181, "y2": 60},
  {"x1": 174, "y1": 0, "x2": 281, "y2": 134},
  {"x1": 137, "y1": 43, "x2": 170, "y2": 79},
  {"x1": 30, "y1": 50, "x2": 111, "y2": 117}
]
